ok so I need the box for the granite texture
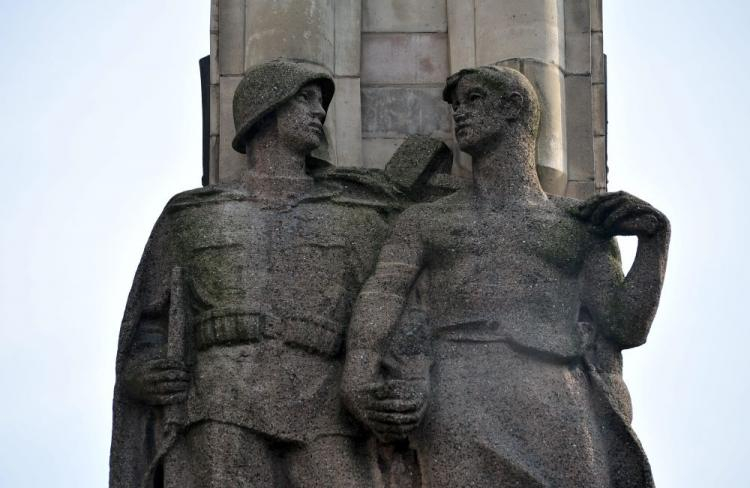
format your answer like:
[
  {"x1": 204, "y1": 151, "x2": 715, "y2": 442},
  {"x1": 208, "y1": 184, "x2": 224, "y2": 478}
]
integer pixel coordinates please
[
  {"x1": 342, "y1": 65, "x2": 670, "y2": 487},
  {"x1": 111, "y1": 59, "x2": 450, "y2": 488},
  {"x1": 211, "y1": 0, "x2": 608, "y2": 199},
  {"x1": 111, "y1": 60, "x2": 669, "y2": 487}
]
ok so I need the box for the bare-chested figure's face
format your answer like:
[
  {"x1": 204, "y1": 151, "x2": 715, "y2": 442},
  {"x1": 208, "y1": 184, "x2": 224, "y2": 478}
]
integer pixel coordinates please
[
  {"x1": 274, "y1": 83, "x2": 327, "y2": 154},
  {"x1": 449, "y1": 74, "x2": 511, "y2": 155}
]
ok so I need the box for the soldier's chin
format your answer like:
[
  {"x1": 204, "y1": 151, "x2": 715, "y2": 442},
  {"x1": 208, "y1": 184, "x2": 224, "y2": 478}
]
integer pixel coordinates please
[{"x1": 296, "y1": 132, "x2": 324, "y2": 153}]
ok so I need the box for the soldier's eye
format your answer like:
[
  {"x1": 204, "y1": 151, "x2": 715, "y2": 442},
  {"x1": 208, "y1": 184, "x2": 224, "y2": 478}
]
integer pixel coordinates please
[{"x1": 469, "y1": 92, "x2": 484, "y2": 101}]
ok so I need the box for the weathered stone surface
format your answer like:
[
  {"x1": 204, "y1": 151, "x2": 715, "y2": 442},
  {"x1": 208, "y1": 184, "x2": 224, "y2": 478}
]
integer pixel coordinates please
[
  {"x1": 208, "y1": 0, "x2": 607, "y2": 204},
  {"x1": 208, "y1": 134, "x2": 219, "y2": 185},
  {"x1": 110, "y1": 60, "x2": 412, "y2": 488},
  {"x1": 474, "y1": 0, "x2": 564, "y2": 66},
  {"x1": 317, "y1": 89, "x2": 338, "y2": 165},
  {"x1": 594, "y1": 134, "x2": 608, "y2": 190},
  {"x1": 361, "y1": 33, "x2": 449, "y2": 85},
  {"x1": 231, "y1": 59, "x2": 335, "y2": 154},
  {"x1": 565, "y1": 179, "x2": 596, "y2": 199},
  {"x1": 332, "y1": 77, "x2": 362, "y2": 165},
  {"x1": 591, "y1": 0, "x2": 604, "y2": 32},
  {"x1": 384, "y1": 136, "x2": 452, "y2": 192},
  {"x1": 209, "y1": 83, "x2": 219, "y2": 136},
  {"x1": 244, "y1": 0, "x2": 335, "y2": 71},
  {"x1": 361, "y1": 137, "x2": 403, "y2": 169},
  {"x1": 361, "y1": 86, "x2": 452, "y2": 139},
  {"x1": 499, "y1": 59, "x2": 568, "y2": 195},
  {"x1": 471, "y1": 0, "x2": 569, "y2": 195},
  {"x1": 564, "y1": 0, "x2": 592, "y2": 75},
  {"x1": 116, "y1": 0, "x2": 636, "y2": 484},
  {"x1": 565, "y1": 0, "x2": 591, "y2": 36},
  {"x1": 446, "y1": 0, "x2": 476, "y2": 71},
  {"x1": 564, "y1": 31, "x2": 591, "y2": 75},
  {"x1": 451, "y1": 148, "x2": 473, "y2": 179},
  {"x1": 593, "y1": 81, "x2": 607, "y2": 137},
  {"x1": 565, "y1": 74, "x2": 595, "y2": 181},
  {"x1": 113, "y1": 47, "x2": 661, "y2": 488},
  {"x1": 210, "y1": 0, "x2": 219, "y2": 32},
  {"x1": 363, "y1": 0, "x2": 447, "y2": 33},
  {"x1": 592, "y1": 31, "x2": 605, "y2": 83},
  {"x1": 334, "y1": 0, "x2": 361, "y2": 76},
  {"x1": 218, "y1": 75, "x2": 245, "y2": 183},
  {"x1": 209, "y1": 0, "x2": 219, "y2": 82},
  {"x1": 218, "y1": 0, "x2": 245, "y2": 75},
  {"x1": 343, "y1": 65, "x2": 669, "y2": 488}
]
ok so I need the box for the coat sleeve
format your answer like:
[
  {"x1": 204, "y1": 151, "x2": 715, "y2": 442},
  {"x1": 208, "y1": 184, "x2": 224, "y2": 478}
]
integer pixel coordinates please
[{"x1": 109, "y1": 207, "x2": 179, "y2": 488}]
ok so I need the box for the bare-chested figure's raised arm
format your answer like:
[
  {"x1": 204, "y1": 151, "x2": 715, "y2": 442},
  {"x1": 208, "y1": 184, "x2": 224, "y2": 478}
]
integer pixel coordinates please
[
  {"x1": 342, "y1": 207, "x2": 429, "y2": 441},
  {"x1": 575, "y1": 191, "x2": 671, "y2": 349}
]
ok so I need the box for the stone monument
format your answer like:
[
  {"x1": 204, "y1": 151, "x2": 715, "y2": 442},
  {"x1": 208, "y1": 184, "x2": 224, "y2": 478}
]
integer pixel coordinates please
[
  {"x1": 111, "y1": 2, "x2": 670, "y2": 487},
  {"x1": 207, "y1": 0, "x2": 606, "y2": 197},
  {"x1": 343, "y1": 65, "x2": 669, "y2": 487}
]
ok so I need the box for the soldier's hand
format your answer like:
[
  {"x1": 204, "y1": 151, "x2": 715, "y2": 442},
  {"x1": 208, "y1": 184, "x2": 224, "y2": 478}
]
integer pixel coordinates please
[
  {"x1": 369, "y1": 378, "x2": 429, "y2": 443},
  {"x1": 573, "y1": 191, "x2": 669, "y2": 238},
  {"x1": 343, "y1": 377, "x2": 429, "y2": 443},
  {"x1": 122, "y1": 358, "x2": 189, "y2": 406}
]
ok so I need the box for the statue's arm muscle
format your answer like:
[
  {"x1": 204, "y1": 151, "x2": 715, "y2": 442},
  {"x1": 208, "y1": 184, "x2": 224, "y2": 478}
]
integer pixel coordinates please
[
  {"x1": 581, "y1": 233, "x2": 669, "y2": 349},
  {"x1": 345, "y1": 210, "x2": 426, "y2": 378}
]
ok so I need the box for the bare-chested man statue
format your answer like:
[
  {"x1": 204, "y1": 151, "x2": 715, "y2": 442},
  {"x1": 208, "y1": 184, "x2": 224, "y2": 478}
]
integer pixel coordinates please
[{"x1": 342, "y1": 65, "x2": 670, "y2": 487}]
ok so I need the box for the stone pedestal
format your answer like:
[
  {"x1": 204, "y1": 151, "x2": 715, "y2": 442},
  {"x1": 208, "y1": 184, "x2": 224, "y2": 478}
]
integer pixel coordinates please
[{"x1": 208, "y1": 0, "x2": 606, "y2": 197}]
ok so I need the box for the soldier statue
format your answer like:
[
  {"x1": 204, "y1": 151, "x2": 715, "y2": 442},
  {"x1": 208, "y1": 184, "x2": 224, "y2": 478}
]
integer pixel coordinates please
[{"x1": 110, "y1": 59, "x2": 398, "y2": 488}]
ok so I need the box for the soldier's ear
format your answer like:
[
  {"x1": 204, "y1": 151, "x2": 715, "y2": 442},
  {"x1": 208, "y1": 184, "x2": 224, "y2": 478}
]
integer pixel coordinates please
[{"x1": 503, "y1": 92, "x2": 525, "y2": 120}]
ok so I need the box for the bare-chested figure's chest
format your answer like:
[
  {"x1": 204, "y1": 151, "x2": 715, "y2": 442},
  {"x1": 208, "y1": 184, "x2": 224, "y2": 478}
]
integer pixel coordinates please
[
  {"x1": 419, "y1": 199, "x2": 592, "y2": 354},
  {"x1": 426, "y1": 201, "x2": 588, "y2": 278}
]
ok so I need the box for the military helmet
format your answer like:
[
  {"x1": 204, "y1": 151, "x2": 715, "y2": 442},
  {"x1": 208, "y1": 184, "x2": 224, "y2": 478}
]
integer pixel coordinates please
[{"x1": 232, "y1": 58, "x2": 335, "y2": 154}]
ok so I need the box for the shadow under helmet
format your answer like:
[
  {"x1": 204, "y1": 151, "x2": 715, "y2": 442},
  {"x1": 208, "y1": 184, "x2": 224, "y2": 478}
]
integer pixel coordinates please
[{"x1": 232, "y1": 58, "x2": 335, "y2": 154}]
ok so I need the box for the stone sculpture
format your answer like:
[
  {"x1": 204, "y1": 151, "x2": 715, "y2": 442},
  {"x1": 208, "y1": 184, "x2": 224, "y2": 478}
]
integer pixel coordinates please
[
  {"x1": 110, "y1": 58, "x2": 670, "y2": 486},
  {"x1": 109, "y1": 59, "x2": 413, "y2": 488},
  {"x1": 342, "y1": 65, "x2": 670, "y2": 487}
]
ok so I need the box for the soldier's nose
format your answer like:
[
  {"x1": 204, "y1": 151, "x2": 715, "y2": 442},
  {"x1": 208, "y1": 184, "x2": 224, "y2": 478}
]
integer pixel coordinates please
[{"x1": 311, "y1": 103, "x2": 326, "y2": 121}]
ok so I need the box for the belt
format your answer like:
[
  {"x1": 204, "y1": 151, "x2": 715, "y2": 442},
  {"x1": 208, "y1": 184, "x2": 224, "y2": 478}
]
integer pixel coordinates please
[
  {"x1": 193, "y1": 308, "x2": 344, "y2": 358},
  {"x1": 433, "y1": 319, "x2": 594, "y2": 362}
]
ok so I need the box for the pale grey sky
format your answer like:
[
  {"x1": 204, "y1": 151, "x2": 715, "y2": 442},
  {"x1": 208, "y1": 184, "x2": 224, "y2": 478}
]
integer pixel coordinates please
[{"x1": 0, "y1": 1, "x2": 747, "y2": 486}]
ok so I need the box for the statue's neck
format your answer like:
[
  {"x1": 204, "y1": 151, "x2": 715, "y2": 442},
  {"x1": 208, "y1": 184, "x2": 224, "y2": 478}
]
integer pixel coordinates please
[
  {"x1": 246, "y1": 135, "x2": 309, "y2": 178},
  {"x1": 242, "y1": 134, "x2": 313, "y2": 199},
  {"x1": 470, "y1": 138, "x2": 546, "y2": 207}
]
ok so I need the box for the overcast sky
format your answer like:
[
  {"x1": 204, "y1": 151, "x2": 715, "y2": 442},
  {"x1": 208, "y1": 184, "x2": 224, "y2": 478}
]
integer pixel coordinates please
[{"x1": 0, "y1": 1, "x2": 747, "y2": 486}]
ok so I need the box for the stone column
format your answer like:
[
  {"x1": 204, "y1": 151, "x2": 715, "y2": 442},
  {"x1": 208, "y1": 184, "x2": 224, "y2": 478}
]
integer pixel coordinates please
[
  {"x1": 564, "y1": 0, "x2": 607, "y2": 198},
  {"x1": 359, "y1": 0, "x2": 452, "y2": 169},
  {"x1": 207, "y1": 0, "x2": 219, "y2": 185}
]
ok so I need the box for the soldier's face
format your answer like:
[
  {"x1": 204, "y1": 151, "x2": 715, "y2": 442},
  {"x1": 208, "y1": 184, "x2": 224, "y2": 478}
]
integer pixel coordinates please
[
  {"x1": 275, "y1": 83, "x2": 327, "y2": 154},
  {"x1": 449, "y1": 74, "x2": 508, "y2": 155}
]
